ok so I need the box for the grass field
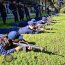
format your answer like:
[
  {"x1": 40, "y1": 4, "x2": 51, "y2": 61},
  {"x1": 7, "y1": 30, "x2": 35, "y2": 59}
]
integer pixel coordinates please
[{"x1": 0, "y1": 14, "x2": 65, "y2": 65}]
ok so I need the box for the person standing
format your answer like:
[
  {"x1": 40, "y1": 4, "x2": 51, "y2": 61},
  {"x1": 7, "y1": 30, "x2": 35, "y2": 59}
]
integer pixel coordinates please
[
  {"x1": 9, "y1": 1, "x2": 19, "y2": 22},
  {"x1": 24, "y1": 5, "x2": 30, "y2": 20},
  {"x1": 34, "y1": 4, "x2": 40, "y2": 18},
  {"x1": 46, "y1": 7, "x2": 51, "y2": 15},
  {"x1": 0, "y1": 1, "x2": 7, "y2": 24},
  {"x1": 18, "y1": 2, "x2": 24, "y2": 21}
]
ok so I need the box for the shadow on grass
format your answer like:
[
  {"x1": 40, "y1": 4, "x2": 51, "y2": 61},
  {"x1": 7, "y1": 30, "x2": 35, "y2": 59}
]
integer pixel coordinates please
[
  {"x1": 46, "y1": 28, "x2": 57, "y2": 30},
  {"x1": 61, "y1": 62, "x2": 65, "y2": 65},
  {"x1": 43, "y1": 51, "x2": 64, "y2": 57},
  {"x1": 33, "y1": 49, "x2": 64, "y2": 57},
  {"x1": 52, "y1": 21, "x2": 59, "y2": 23},
  {"x1": 30, "y1": 46, "x2": 64, "y2": 57},
  {"x1": 4, "y1": 45, "x2": 64, "y2": 62},
  {"x1": 28, "y1": 42, "x2": 36, "y2": 45},
  {"x1": 56, "y1": 19, "x2": 65, "y2": 21},
  {"x1": 39, "y1": 31, "x2": 56, "y2": 34}
]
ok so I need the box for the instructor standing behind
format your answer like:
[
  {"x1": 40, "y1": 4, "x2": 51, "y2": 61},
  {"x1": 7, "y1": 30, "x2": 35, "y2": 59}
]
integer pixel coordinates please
[
  {"x1": 9, "y1": 0, "x2": 19, "y2": 22},
  {"x1": 0, "y1": 1, "x2": 7, "y2": 24},
  {"x1": 17, "y1": 2, "x2": 24, "y2": 21}
]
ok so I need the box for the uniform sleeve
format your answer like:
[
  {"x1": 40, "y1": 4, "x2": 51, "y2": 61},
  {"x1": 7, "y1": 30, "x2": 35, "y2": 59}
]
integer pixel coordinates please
[
  {"x1": 6, "y1": 48, "x2": 16, "y2": 54},
  {"x1": 18, "y1": 27, "x2": 27, "y2": 34},
  {"x1": 0, "y1": 44, "x2": 16, "y2": 55},
  {"x1": 2, "y1": 48, "x2": 16, "y2": 55}
]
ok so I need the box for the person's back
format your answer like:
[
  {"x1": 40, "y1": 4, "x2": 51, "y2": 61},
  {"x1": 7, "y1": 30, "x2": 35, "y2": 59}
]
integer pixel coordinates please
[{"x1": 18, "y1": 26, "x2": 33, "y2": 34}]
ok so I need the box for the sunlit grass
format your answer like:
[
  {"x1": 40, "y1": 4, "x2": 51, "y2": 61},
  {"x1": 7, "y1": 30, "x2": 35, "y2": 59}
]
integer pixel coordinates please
[{"x1": 0, "y1": 14, "x2": 65, "y2": 65}]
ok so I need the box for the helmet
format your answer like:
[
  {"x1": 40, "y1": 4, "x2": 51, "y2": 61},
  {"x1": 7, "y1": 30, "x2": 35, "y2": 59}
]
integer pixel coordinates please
[
  {"x1": 42, "y1": 17, "x2": 46, "y2": 21},
  {"x1": 28, "y1": 21, "x2": 36, "y2": 25},
  {"x1": 8, "y1": 31, "x2": 17, "y2": 40},
  {"x1": 31, "y1": 19, "x2": 36, "y2": 22}
]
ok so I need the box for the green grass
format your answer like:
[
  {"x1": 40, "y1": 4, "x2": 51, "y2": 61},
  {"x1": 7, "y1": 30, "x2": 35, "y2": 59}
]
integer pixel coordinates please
[{"x1": 0, "y1": 14, "x2": 65, "y2": 65}]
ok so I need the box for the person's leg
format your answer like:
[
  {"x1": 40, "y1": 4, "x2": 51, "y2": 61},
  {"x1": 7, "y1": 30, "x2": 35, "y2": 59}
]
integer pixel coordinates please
[
  {"x1": 20, "y1": 12, "x2": 24, "y2": 21},
  {"x1": 20, "y1": 14, "x2": 24, "y2": 21},
  {"x1": 1, "y1": 12, "x2": 7, "y2": 24},
  {"x1": 18, "y1": 12, "x2": 21, "y2": 21},
  {"x1": 36, "y1": 12, "x2": 39, "y2": 18},
  {"x1": 13, "y1": 11, "x2": 18, "y2": 22},
  {"x1": 21, "y1": 16, "x2": 24, "y2": 21},
  {"x1": 19, "y1": 15, "x2": 21, "y2": 21},
  {"x1": 27, "y1": 13, "x2": 30, "y2": 19},
  {"x1": 26, "y1": 14, "x2": 28, "y2": 20}
]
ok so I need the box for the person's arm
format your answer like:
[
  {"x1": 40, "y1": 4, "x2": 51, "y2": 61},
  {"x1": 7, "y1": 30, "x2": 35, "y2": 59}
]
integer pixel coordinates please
[
  {"x1": 2, "y1": 46, "x2": 22, "y2": 55},
  {"x1": 4, "y1": 48, "x2": 16, "y2": 55},
  {"x1": 12, "y1": 39, "x2": 19, "y2": 43},
  {"x1": 0, "y1": 44, "x2": 15, "y2": 55},
  {"x1": 6, "y1": 46, "x2": 22, "y2": 54},
  {"x1": 12, "y1": 39, "x2": 28, "y2": 43}
]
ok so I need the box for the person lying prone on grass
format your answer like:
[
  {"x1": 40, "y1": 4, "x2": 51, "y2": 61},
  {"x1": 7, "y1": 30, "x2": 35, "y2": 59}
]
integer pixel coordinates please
[
  {"x1": 8, "y1": 32, "x2": 46, "y2": 52},
  {"x1": 0, "y1": 34, "x2": 32, "y2": 55},
  {"x1": 28, "y1": 18, "x2": 46, "y2": 32}
]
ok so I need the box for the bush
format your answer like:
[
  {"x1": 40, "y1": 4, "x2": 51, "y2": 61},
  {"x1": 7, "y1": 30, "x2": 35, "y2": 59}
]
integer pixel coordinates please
[{"x1": 60, "y1": 7, "x2": 65, "y2": 13}]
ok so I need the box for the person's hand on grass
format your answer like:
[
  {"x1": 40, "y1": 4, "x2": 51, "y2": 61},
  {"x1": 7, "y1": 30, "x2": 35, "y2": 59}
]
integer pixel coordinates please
[{"x1": 15, "y1": 46, "x2": 22, "y2": 52}]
